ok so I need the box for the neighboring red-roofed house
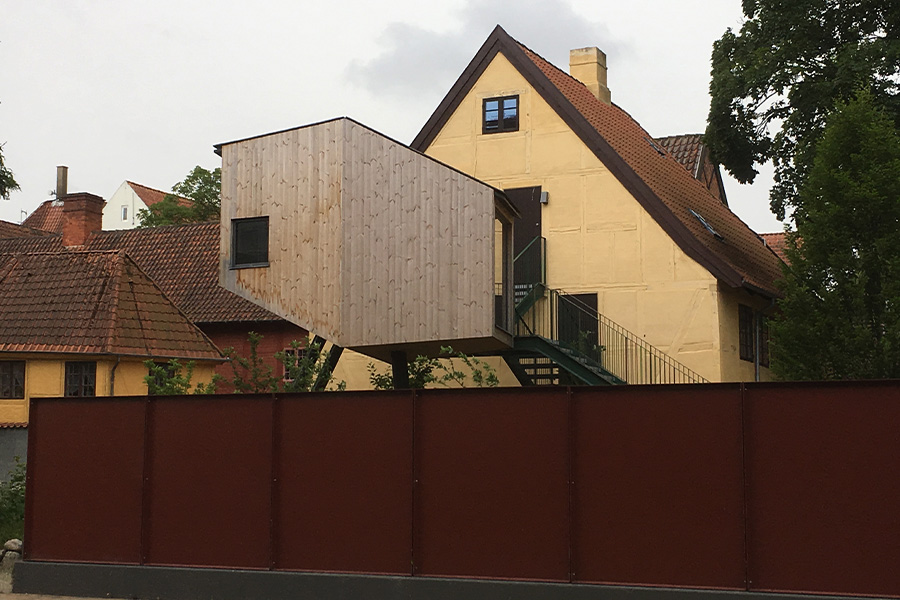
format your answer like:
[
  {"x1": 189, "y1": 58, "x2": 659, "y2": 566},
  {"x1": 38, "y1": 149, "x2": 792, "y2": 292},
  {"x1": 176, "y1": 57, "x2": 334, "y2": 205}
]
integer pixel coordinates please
[
  {"x1": 655, "y1": 134, "x2": 729, "y2": 206},
  {"x1": 412, "y1": 25, "x2": 785, "y2": 382},
  {"x1": 2, "y1": 194, "x2": 309, "y2": 397},
  {"x1": 82, "y1": 223, "x2": 309, "y2": 388},
  {"x1": 0, "y1": 250, "x2": 224, "y2": 471},
  {"x1": 22, "y1": 199, "x2": 67, "y2": 233},
  {"x1": 102, "y1": 180, "x2": 192, "y2": 230},
  {"x1": 760, "y1": 232, "x2": 789, "y2": 265}
]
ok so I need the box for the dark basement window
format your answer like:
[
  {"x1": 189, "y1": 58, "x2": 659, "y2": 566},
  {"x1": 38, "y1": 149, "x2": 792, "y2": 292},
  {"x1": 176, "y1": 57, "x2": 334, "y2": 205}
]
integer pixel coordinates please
[
  {"x1": 232, "y1": 216, "x2": 269, "y2": 268},
  {"x1": 483, "y1": 95, "x2": 519, "y2": 133}
]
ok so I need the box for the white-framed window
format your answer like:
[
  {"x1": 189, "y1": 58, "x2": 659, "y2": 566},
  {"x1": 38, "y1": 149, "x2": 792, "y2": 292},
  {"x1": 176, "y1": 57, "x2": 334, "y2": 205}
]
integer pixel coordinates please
[{"x1": 121, "y1": 206, "x2": 128, "y2": 221}]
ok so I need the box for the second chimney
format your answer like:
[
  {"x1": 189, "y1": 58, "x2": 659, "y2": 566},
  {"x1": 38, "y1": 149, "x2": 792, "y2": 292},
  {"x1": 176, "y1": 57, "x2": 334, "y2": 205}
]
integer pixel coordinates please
[
  {"x1": 569, "y1": 47, "x2": 611, "y2": 104},
  {"x1": 56, "y1": 165, "x2": 68, "y2": 199},
  {"x1": 62, "y1": 193, "x2": 104, "y2": 247}
]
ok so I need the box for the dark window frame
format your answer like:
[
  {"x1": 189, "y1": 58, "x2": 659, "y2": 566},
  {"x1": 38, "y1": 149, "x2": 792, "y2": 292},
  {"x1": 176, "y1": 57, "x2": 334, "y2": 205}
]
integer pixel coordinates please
[
  {"x1": 231, "y1": 216, "x2": 270, "y2": 269},
  {"x1": 65, "y1": 361, "x2": 96, "y2": 397},
  {"x1": 482, "y1": 95, "x2": 519, "y2": 134},
  {"x1": 0, "y1": 361, "x2": 25, "y2": 399}
]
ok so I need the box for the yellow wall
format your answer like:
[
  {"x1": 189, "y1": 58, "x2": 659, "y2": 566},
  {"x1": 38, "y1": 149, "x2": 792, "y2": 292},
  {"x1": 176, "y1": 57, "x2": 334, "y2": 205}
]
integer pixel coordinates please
[
  {"x1": 0, "y1": 355, "x2": 219, "y2": 426},
  {"x1": 423, "y1": 53, "x2": 741, "y2": 381},
  {"x1": 717, "y1": 288, "x2": 775, "y2": 382}
]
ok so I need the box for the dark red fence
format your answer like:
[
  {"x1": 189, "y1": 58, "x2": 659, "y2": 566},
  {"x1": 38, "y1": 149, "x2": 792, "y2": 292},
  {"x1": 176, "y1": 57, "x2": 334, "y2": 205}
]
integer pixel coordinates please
[{"x1": 25, "y1": 381, "x2": 900, "y2": 597}]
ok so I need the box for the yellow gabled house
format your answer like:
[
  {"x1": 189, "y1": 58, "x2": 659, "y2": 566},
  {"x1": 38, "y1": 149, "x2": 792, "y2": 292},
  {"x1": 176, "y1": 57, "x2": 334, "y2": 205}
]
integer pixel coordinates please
[
  {"x1": 0, "y1": 250, "x2": 223, "y2": 469},
  {"x1": 410, "y1": 26, "x2": 783, "y2": 383}
]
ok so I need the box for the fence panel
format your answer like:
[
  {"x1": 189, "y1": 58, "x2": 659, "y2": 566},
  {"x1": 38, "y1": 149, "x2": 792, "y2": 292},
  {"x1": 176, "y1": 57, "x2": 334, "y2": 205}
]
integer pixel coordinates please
[
  {"x1": 571, "y1": 385, "x2": 745, "y2": 589},
  {"x1": 275, "y1": 391, "x2": 414, "y2": 574},
  {"x1": 744, "y1": 382, "x2": 900, "y2": 598},
  {"x1": 143, "y1": 395, "x2": 273, "y2": 569},
  {"x1": 26, "y1": 397, "x2": 145, "y2": 564},
  {"x1": 414, "y1": 387, "x2": 570, "y2": 581}
]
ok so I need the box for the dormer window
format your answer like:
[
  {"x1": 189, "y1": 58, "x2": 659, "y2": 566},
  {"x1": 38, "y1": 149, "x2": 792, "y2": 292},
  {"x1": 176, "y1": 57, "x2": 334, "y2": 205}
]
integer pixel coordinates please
[{"x1": 483, "y1": 95, "x2": 519, "y2": 133}]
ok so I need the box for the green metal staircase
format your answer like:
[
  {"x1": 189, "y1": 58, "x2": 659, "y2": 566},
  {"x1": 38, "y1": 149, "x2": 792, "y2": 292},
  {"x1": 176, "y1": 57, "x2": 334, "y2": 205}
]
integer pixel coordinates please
[{"x1": 504, "y1": 236, "x2": 708, "y2": 386}]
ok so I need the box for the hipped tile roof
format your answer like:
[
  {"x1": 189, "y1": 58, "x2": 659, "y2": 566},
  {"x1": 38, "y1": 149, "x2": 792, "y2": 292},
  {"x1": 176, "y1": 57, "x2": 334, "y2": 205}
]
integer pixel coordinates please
[
  {"x1": 83, "y1": 223, "x2": 281, "y2": 324},
  {"x1": 413, "y1": 26, "x2": 784, "y2": 297},
  {"x1": 0, "y1": 221, "x2": 280, "y2": 325},
  {"x1": 0, "y1": 251, "x2": 222, "y2": 360},
  {"x1": 21, "y1": 200, "x2": 66, "y2": 234}
]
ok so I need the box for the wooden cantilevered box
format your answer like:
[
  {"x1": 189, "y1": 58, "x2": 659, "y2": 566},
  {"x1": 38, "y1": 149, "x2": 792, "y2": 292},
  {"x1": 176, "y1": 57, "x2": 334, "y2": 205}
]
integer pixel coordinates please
[{"x1": 216, "y1": 117, "x2": 518, "y2": 361}]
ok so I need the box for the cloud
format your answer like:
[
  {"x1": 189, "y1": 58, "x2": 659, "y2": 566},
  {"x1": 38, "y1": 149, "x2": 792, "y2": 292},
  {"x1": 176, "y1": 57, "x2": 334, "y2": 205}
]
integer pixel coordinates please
[{"x1": 345, "y1": 0, "x2": 624, "y2": 99}]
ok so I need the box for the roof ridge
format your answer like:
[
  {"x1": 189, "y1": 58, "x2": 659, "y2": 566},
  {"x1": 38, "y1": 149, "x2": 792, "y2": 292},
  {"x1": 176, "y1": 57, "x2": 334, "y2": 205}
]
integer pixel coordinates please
[{"x1": 106, "y1": 251, "x2": 127, "y2": 355}]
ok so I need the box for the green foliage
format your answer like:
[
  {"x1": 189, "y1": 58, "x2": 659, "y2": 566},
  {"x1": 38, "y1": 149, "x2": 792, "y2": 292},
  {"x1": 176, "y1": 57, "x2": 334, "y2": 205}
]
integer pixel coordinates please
[
  {"x1": 368, "y1": 346, "x2": 499, "y2": 390},
  {"x1": 276, "y1": 339, "x2": 346, "y2": 392},
  {"x1": 0, "y1": 458, "x2": 25, "y2": 543},
  {"x1": 138, "y1": 165, "x2": 221, "y2": 227},
  {"x1": 705, "y1": 1, "x2": 900, "y2": 219},
  {"x1": 224, "y1": 332, "x2": 345, "y2": 393},
  {"x1": 143, "y1": 359, "x2": 221, "y2": 395},
  {"x1": 222, "y1": 331, "x2": 279, "y2": 394},
  {"x1": 770, "y1": 90, "x2": 900, "y2": 379},
  {"x1": 0, "y1": 144, "x2": 19, "y2": 201}
]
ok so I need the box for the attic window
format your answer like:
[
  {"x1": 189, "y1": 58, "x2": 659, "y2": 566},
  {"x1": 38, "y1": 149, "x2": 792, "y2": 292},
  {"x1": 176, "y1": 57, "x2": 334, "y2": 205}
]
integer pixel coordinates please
[
  {"x1": 483, "y1": 96, "x2": 519, "y2": 133},
  {"x1": 690, "y1": 209, "x2": 724, "y2": 241},
  {"x1": 232, "y1": 216, "x2": 269, "y2": 268}
]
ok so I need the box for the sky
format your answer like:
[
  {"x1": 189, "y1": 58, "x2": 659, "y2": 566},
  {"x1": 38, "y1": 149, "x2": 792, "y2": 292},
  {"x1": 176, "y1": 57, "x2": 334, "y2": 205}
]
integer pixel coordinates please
[{"x1": 0, "y1": 0, "x2": 783, "y2": 233}]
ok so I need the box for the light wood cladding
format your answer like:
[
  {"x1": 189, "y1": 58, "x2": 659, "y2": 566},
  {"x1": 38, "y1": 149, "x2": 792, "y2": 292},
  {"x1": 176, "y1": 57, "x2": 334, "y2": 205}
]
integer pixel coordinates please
[{"x1": 220, "y1": 118, "x2": 500, "y2": 352}]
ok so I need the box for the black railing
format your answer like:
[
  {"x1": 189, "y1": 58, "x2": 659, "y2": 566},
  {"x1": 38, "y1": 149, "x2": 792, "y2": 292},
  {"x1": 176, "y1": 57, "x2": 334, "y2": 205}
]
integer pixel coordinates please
[{"x1": 516, "y1": 289, "x2": 708, "y2": 385}]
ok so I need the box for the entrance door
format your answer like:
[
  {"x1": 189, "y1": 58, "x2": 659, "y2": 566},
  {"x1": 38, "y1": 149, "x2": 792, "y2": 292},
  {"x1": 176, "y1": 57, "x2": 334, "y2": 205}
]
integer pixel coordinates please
[{"x1": 504, "y1": 186, "x2": 542, "y2": 287}]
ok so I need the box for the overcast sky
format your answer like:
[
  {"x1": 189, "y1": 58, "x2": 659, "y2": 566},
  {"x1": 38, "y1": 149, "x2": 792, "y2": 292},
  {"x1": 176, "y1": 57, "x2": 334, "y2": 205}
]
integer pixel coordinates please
[{"x1": 0, "y1": 0, "x2": 782, "y2": 232}]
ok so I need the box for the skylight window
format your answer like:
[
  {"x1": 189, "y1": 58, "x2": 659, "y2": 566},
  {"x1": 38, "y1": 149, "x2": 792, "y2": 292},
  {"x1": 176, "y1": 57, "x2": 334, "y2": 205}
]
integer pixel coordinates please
[{"x1": 690, "y1": 209, "x2": 724, "y2": 241}]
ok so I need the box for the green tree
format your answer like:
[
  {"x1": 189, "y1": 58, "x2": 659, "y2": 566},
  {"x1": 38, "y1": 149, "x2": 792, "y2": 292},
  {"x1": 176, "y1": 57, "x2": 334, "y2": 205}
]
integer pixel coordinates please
[
  {"x1": 138, "y1": 165, "x2": 221, "y2": 227},
  {"x1": 144, "y1": 359, "x2": 220, "y2": 394},
  {"x1": 705, "y1": 1, "x2": 900, "y2": 219},
  {"x1": 0, "y1": 458, "x2": 25, "y2": 542},
  {"x1": 0, "y1": 144, "x2": 20, "y2": 201},
  {"x1": 368, "y1": 346, "x2": 499, "y2": 390},
  {"x1": 770, "y1": 90, "x2": 900, "y2": 379}
]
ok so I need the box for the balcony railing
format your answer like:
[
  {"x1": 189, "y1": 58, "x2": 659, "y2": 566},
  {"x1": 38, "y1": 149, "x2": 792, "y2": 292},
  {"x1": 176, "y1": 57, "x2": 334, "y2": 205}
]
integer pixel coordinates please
[{"x1": 516, "y1": 288, "x2": 708, "y2": 385}]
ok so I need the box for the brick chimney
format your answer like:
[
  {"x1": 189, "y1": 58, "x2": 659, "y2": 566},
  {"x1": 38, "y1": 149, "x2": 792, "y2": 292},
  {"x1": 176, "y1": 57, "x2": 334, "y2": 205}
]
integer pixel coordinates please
[
  {"x1": 569, "y1": 47, "x2": 611, "y2": 104},
  {"x1": 62, "y1": 193, "x2": 104, "y2": 247}
]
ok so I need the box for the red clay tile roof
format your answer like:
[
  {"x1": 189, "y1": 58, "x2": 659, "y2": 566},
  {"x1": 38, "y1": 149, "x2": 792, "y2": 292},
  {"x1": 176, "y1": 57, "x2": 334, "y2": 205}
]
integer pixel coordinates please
[
  {"x1": 83, "y1": 223, "x2": 282, "y2": 324},
  {"x1": 0, "y1": 234, "x2": 65, "y2": 254},
  {"x1": 413, "y1": 26, "x2": 785, "y2": 297},
  {"x1": 22, "y1": 200, "x2": 66, "y2": 233},
  {"x1": 655, "y1": 134, "x2": 703, "y2": 177},
  {"x1": 127, "y1": 181, "x2": 191, "y2": 208},
  {"x1": 0, "y1": 218, "x2": 57, "y2": 238},
  {"x1": 0, "y1": 251, "x2": 222, "y2": 360},
  {"x1": 760, "y1": 232, "x2": 789, "y2": 264}
]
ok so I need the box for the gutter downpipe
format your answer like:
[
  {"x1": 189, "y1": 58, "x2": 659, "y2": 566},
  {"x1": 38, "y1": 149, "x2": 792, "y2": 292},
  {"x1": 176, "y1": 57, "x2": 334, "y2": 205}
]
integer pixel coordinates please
[{"x1": 110, "y1": 356, "x2": 121, "y2": 396}]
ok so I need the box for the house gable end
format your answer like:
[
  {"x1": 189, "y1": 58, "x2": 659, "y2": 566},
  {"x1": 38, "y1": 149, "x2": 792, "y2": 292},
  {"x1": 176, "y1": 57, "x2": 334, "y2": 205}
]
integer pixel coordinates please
[{"x1": 413, "y1": 25, "x2": 750, "y2": 292}]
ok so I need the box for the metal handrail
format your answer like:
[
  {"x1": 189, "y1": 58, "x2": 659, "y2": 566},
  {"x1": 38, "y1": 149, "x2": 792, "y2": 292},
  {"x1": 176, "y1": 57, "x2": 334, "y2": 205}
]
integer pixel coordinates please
[{"x1": 516, "y1": 288, "x2": 708, "y2": 385}]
